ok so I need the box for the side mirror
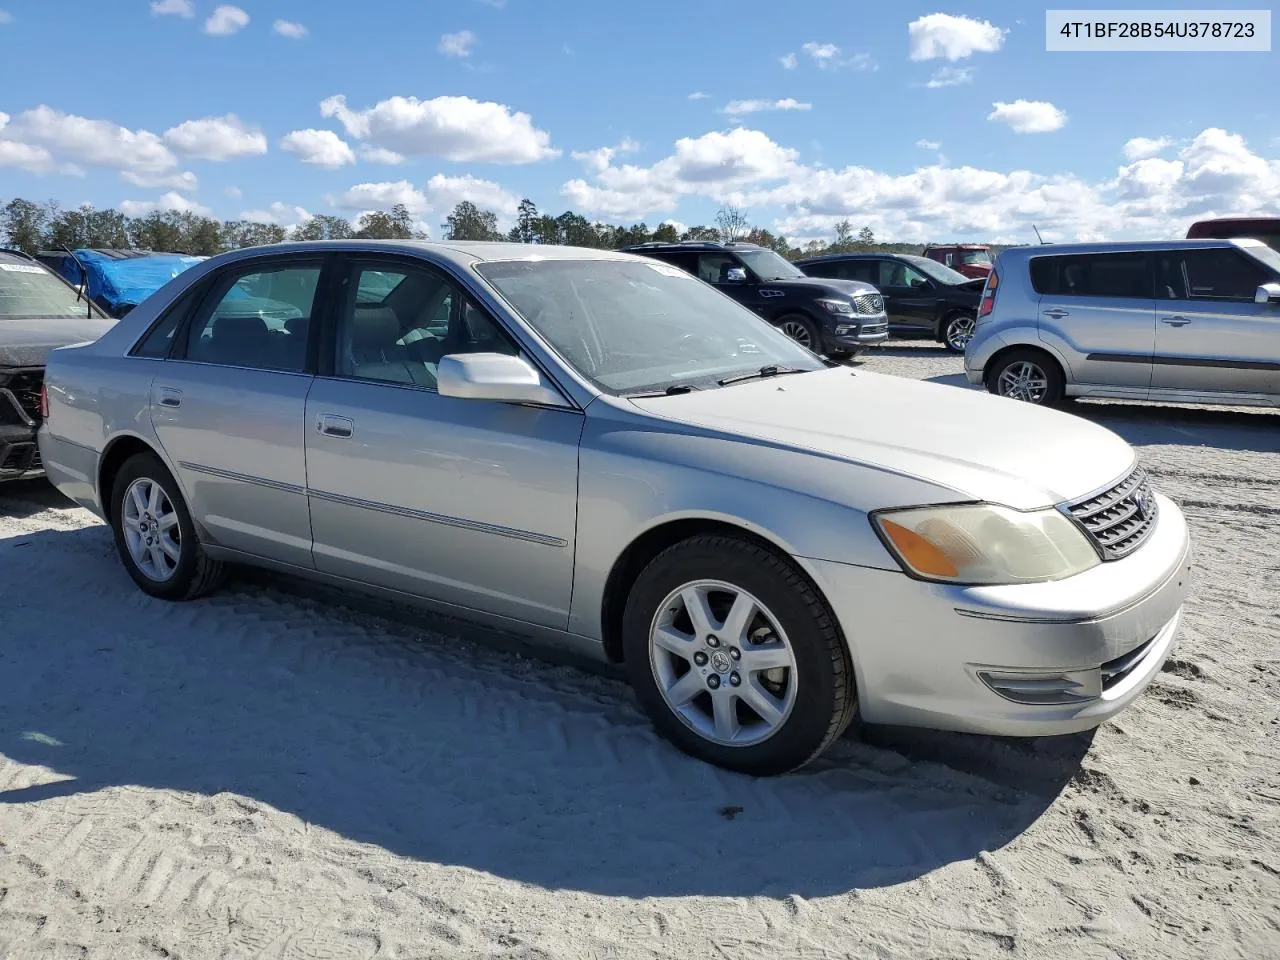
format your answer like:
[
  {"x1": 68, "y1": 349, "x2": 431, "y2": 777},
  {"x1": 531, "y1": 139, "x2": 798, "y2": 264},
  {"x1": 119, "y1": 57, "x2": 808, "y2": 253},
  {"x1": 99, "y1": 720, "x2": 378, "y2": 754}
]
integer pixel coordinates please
[
  {"x1": 910, "y1": 278, "x2": 930, "y2": 289},
  {"x1": 1255, "y1": 281, "x2": 1280, "y2": 306},
  {"x1": 436, "y1": 353, "x2": 567, "y2": 407},
  {"x1": 724, "y1": 267, "x2": 748, "y2": 283}
]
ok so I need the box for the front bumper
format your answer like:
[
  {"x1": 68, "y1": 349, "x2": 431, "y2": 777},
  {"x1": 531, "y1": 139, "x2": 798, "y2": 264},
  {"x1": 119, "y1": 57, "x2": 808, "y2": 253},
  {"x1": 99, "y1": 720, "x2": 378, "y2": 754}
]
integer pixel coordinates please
[
  {"x1": 826, "y1": 313, "x2": 890, "y2": 352},
  {"x1": 806, "y1": 492, "x2": 1192, "y2": 736},
  {"x1": 0, "y1": 422, "x2": 42, "y2": 481}
]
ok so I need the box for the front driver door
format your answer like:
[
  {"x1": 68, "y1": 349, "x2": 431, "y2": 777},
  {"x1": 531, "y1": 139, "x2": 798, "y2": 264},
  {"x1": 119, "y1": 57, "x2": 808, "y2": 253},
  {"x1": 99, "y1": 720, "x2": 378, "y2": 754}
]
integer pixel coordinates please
[
  {"x1": 873, "y1": 260, "x2": 938, "y2": 333},
  {"x1": 697, "y1": 252, "x2": 768, "y2": 315},
  {"x1": 303, "y1": 256, "x2": 585, "y2": 629}
]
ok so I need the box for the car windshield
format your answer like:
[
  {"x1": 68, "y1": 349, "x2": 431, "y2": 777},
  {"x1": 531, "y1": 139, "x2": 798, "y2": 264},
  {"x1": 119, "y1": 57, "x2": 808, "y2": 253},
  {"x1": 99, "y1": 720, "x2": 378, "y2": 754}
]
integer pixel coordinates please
[
  {"x1": 0, "y1": 262, "x2": 99, "y2": 319},
  {"x1": 960, "y1": 250, "x2": 992, "y2": 265},
  {"x1": 905, "y1": 255, "x2": 971, "y2": 285},
  {"x1": 1243, "y1": 242, "x2": 1280, "y2": 274},
  {"x1": 475, "y1": 258, "x2": 825, "y2": 394},
  {"x1": 735, "y1": 248, "x2": 805, "y2": 281}
]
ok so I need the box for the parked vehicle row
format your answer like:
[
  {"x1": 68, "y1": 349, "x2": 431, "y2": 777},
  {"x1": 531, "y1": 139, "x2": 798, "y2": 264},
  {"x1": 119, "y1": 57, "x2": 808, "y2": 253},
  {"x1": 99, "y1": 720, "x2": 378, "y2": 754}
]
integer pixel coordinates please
[
  {"x1": 37, "y1": 239, "x2": 1191, "y2": 776},
  {"x1": 966, "y1": 238, "x2": 1280, "y2": 408},
  {"x1": 622, "y1": 240, "x2": 889, "y2": 359},
  {"x1": 36, "y1": 247, "x2": 205, "y2": 319}
]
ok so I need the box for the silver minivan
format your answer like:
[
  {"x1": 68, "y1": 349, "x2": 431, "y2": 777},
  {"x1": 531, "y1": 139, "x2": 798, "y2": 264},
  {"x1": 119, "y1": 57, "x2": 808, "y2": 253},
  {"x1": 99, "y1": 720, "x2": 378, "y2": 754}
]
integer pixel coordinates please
[{"x1": 965, "y1": 238, "x2": 1280, "y2": 407}]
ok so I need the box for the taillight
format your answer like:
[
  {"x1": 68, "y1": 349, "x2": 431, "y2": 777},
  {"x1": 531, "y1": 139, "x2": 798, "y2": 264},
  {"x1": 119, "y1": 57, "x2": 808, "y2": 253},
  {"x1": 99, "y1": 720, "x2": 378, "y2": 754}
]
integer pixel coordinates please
[
  {"x1": 39, "y1": 383, "x2": 49, "y2": 419},
  {"x1": 978, "y1": 269, "x2": 999, "y2": 318}
]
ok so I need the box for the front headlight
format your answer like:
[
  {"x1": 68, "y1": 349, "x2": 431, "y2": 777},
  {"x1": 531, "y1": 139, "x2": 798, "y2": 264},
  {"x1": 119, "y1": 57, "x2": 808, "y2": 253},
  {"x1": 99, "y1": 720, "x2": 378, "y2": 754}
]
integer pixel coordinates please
[
  {"x1": 872, "y1": 503, "x2": 1100, "y2": 585},
  {"x1": 816, "y1": 298, "x2": 854, "y2": 315}
]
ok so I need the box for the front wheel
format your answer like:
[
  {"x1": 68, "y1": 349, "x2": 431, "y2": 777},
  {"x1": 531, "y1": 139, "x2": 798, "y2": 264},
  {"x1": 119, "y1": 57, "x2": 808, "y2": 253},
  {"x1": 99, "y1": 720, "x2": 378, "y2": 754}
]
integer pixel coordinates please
[
  {"x1": 986, "y1": 348, "x2": 1065, "y2": 406},
  {"x1": 110, "y1": 452, "x2": 226, "y2": 600},
  {"x1": 776, "y1": 315, "x2": 822, "y2": 353},
  {"x1": 622, "y1": 535, "x2": 857, "y2": 776},
  {"x1": 940, "y1": 311, "x2": 976, "y2": 353}
]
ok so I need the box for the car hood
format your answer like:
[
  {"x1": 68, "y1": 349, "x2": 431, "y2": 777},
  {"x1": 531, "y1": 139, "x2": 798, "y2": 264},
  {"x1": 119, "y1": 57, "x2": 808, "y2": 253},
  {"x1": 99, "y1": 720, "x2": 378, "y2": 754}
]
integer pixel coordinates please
[
  {"x1": 628, "y1": 367, "x2": 1135, "y2": 510},
  {"x1": 758, "y1": 276, "x2": 880, "y2": 298},
  {"x1": 0, "y1": 315, "x2": 117, "y2": 367}
]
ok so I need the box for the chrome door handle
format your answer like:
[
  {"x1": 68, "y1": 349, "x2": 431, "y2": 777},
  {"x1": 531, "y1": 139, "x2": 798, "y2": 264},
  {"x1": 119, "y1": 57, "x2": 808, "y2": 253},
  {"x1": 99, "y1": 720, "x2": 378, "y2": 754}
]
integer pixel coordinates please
[
  {"x1": 1042, "y1": 308, "x2": 1070, "y2": 319},
  {"x1": 316, "y1": 414, "x2": 354, "y2": 438},
  {"x1": 156, "y1": 386, "x2": 183, "y2": 408},
  {"x1": 1161, "y1": 316, "x2": 1192, "y2": 326}
]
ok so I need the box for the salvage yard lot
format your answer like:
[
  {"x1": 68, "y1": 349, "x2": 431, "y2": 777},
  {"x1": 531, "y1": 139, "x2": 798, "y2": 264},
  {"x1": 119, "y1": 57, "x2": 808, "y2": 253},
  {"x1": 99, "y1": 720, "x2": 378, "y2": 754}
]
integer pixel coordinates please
[{"x1": 1, "y1": 344, "x2": 1277, "y2": 960}]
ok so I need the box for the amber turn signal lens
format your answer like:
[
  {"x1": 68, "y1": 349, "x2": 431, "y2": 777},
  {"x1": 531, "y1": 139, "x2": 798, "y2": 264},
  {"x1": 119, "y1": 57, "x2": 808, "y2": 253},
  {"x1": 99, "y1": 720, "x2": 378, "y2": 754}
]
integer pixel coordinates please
[{"x1": 878, "y1": 518, "x2": 960, "y2": 579}]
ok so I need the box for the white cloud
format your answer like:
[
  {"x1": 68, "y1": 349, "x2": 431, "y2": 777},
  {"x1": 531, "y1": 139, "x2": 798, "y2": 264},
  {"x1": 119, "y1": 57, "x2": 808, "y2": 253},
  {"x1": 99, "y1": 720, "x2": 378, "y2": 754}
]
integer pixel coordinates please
[
  {"x1": 273, "y1": 19, "x2": 308, "y2": 39},
  {"x1": 799, "y1": 42, "x2": 876, "y2": 72},
  {"x1": 926, "y1": 66, "x2": 974, "y2": 88},
  {"x1": 330, "y1": 180, "x2": 429, "y2": 215},
  {"x1": 121, "y1": 169, "x2": 199, "y2": 191},
  {"x1": 240, "y1": 201, "x2": 311, "y2": 227},
  {"x1": 0, "y1": 10, "x2": 12, "y2": 25},
  {"x1": 224, "y1": 185, "x2": 243, "y2": 199},
  {"x1": 150, "y1": 0, "x2": 193, "y2": 17},
  {"x1": 988, "y1": 100, "x2": 1067, "y2": 134},
  {"x1": 556, "y1": 124, "x2": 1280, "y2": 243},
  {"x1": 204, "y1": 5, "x2": 249, "y2": 36},
  {"x1": 0, "y1": 106, "x2": 195, "y2": 187},
  {"x1": 425, "y1": 173, "x2": 520, "y2": 223},
  {"x1": 320, "y1": 93, "x2": 557, "y2": 164},
  {"x1": 570, "y1": 136, "x2": 640, "y2": 174},
  {"x1": 0, "y1": 139, "x2": 55, "y2": 174},
  {"x1": 119, "y1": 192, "x2": 214, "y2": 218},
  {"x1": 1123, "y1": 136, "x2": 1175, "y2": 161},
  {"x1": 280, "y1": 129, "x2": 356, "y2": 168},
  {"x1": 688, "y1": 91, "x2": 711, "y2": 100},
  {"x1": 359, "y1": 145, "x2": 406, "y2": 165},
  {"x1": 561, "y1": 127, "x2": 800, "y2": 220},
  {"x1": 722, "y1": 98, "x2": 812, "y2": 116},
  {"x1": 163, "y1": 114, "x2": 267, "y2": 160},
  {"x1": 438, "y1": 30, "x2": 476, "y2": 58},
  {"x1": 779, "y1": 53, "x2": 797, "y2": 70},
  {"x1": 909, "y1": 13, "x2": 1006, "y2": 61}
]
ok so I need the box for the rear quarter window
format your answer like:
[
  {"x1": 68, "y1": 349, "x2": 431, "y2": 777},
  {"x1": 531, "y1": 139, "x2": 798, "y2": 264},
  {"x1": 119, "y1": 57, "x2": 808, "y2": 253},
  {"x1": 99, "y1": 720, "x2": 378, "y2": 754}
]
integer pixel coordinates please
[{"x1": 1030, "y1": 253, "x2": 1151, "y2": 299}]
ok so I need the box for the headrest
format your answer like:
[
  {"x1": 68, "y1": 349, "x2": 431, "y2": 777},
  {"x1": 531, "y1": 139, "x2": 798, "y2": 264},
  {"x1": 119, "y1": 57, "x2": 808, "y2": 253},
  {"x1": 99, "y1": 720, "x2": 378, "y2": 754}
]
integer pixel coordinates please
[{"x1": 351, "y1": 306, "x2": 401, "y2": 349}]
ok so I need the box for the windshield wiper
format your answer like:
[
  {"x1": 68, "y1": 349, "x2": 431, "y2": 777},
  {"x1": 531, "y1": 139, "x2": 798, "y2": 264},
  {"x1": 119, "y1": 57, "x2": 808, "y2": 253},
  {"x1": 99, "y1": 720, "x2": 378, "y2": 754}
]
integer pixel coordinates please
[
  {"x1": 627, "y1": 383, "x2": 700, "y2": 398},
  {"x1": 717, "y1": 365, "x2": 809, "y2": 386}
]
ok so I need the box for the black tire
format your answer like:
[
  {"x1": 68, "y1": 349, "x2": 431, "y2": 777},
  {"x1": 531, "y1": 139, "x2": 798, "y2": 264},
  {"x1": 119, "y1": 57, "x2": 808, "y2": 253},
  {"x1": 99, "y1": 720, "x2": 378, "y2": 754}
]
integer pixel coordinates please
[
  {"x1": 939, "y1": 310, "x2": 976, "y2": 354},
  {"x1": 776, "y1": 314, "x2": 823, "y2": 354},
  {"x1": 109, "y1": 451, "x2": 226, "y2": 601},
  {"x1": 985, "y1": 347, "x2": 1066, "y2": 407},
  {"x1": 622, "y1": 534, "x2": 857, "y2": 776}
]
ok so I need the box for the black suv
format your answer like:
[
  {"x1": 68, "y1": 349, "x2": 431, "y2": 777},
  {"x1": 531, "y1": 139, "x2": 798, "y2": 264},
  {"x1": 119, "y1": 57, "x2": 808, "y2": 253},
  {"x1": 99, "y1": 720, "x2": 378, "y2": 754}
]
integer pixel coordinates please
[
  {"x1": 622, "y1": 241, "x2": 888, "y2": 358},
  {"x1": 795, "y1": 252, "x2": 986, "y2": 353}
]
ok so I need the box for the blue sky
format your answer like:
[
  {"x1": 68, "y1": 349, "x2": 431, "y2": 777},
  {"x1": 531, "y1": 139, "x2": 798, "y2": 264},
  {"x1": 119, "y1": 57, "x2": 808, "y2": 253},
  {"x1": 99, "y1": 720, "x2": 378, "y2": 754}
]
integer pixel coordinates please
[{"x1": 0, "y1": 1, "x2": 1276, "y2": 243}]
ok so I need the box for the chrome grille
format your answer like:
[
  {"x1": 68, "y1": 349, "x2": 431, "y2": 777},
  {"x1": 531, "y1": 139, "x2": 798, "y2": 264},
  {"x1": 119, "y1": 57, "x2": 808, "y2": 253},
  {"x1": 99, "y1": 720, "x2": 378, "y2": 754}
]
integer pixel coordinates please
[
  {"x1": 1063, "y1": 466, "x2": 1158, "y2": 560},
  {"x1": 853, "y1": 293, "x2": 884, "y2": 315}
]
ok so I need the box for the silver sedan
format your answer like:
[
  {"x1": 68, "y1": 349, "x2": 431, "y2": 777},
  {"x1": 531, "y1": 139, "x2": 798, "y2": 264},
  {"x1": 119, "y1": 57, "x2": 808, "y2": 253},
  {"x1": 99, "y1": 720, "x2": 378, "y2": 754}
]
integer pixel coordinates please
[{"x1": 38, "y1": 241, "x2": 1193, "y2": 775}]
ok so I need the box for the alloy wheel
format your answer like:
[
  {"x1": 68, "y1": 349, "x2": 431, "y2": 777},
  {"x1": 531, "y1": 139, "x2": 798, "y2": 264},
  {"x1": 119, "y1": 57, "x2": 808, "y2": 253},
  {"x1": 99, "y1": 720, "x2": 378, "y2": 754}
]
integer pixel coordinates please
[
  {"x1": 648, "y1": 579, "x2": 798, "y2": 747},
  {"x1": 121, "y1": 477, "x2": 182, "y2": 582},
  {"x1": 779, "y1": 320, "x2": 813, "y2": 349},
  {"x1": 945, "y1": 314, "x2": 976, "y2": 351},
  {"x1": 996, "y1": 360, "x2": 1049, "y2": 403}
]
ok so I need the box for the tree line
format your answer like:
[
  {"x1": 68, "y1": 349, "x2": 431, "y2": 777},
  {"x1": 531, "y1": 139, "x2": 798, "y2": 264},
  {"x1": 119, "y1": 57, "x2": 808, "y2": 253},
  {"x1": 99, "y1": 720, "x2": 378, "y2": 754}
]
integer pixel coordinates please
[{"x1": 1, "y1": 195, "x2": 990, "y2": 261}]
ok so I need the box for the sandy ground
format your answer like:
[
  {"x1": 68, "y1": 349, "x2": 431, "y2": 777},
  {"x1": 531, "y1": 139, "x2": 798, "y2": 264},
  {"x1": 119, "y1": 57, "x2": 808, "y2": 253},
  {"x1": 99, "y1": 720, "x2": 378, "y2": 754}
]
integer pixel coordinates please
[{"x1": 1, "y1": 342, "x2": 1278, "y2": 960}]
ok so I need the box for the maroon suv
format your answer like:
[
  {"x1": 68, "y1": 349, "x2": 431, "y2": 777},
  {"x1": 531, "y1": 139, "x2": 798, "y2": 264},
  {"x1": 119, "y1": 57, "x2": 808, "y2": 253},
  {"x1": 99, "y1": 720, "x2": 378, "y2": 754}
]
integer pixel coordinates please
[{"x1": 921, "y1": 243, "x2": 992, "y2": 279}]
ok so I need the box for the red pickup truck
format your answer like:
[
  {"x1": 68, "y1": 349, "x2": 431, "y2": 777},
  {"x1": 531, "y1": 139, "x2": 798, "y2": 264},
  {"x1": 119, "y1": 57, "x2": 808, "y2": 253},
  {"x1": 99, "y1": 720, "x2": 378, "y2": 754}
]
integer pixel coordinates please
[
  {"x1": 921, "y1": 243, "x2": 992, "y2": 279},
  {"x1": 1186, "y1": 217, "x2": 1280, "y2": 252}
]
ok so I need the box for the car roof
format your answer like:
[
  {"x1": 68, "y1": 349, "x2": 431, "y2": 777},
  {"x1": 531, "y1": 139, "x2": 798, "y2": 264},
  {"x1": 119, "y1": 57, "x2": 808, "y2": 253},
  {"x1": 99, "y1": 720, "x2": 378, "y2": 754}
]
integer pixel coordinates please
[
  {"x1": 1000, "y1": 237, "x2": 1267, "y2": 259},
  {"x1": 0, "y1": 248, "x2": 45, "y2": 266},
  {"x1": 621, "y1": 241, "x2": 763, "y2": 252},
  {"x1": 795, "y1": 252, "x2": 913, "y2": 264},
  {"x1": 211, "y1": 239, "x2": 646, "y2": 269}
]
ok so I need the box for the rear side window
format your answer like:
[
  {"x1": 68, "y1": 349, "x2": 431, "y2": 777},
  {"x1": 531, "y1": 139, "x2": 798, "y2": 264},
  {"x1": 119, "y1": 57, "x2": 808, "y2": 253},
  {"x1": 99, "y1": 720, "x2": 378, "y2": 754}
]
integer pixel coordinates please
[
  {"x1": 1156, "y1": 248, "x2": 1272, "y2": 301},
  {"x1": 1030, "y1": 253, "x2": 1151, "y2": 299},
  {"x1": 131, "y1": 281, "x2": 207, "y2": 358}
]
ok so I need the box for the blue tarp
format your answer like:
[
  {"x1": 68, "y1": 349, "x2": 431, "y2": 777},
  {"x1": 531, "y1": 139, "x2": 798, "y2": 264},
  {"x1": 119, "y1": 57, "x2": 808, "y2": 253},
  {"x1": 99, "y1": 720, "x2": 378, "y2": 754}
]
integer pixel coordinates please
[{"x1": 52, "y1": 249, "x2": 205, "y2": 316}]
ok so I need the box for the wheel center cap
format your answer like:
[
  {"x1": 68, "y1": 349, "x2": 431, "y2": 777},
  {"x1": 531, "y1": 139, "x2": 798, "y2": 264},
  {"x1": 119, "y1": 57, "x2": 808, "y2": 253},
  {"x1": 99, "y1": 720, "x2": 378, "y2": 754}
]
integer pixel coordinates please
[{"x1": 710, "y1": 650, "x2": 732, "y2": 674}]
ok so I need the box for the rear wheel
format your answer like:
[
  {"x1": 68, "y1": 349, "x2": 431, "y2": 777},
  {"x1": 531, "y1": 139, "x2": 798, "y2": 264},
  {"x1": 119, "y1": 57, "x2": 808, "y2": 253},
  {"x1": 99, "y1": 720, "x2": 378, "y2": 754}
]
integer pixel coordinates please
[
  {"x1": 777, "y1": 314, "x2": 821, "y2": 353},
  {"x1": 622, "y1": 535, "x2": 857, "y2": 776},
  {"x1": 110, "y1": 452, "x2": 226, "y2": 600},
  {"x1": 986, "y1": 348, "x2": 1065, "y2": 406},
  {"x1": 940, "y1": 311, "x2": 976, "y2": 353}
]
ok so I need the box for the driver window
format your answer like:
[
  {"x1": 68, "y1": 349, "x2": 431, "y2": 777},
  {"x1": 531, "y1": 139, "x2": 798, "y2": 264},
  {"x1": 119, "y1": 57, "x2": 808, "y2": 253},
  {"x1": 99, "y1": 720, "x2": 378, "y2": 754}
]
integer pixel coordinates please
[
  {"x1": 335, "y1": 261, "x2": 518, "y2": 390},
  {"x1": 696, "y1": 253, "x2": 741, "y2": 284},
  {"x1": 877, "y1": 260, "x2": 928, "y2": 289}
]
